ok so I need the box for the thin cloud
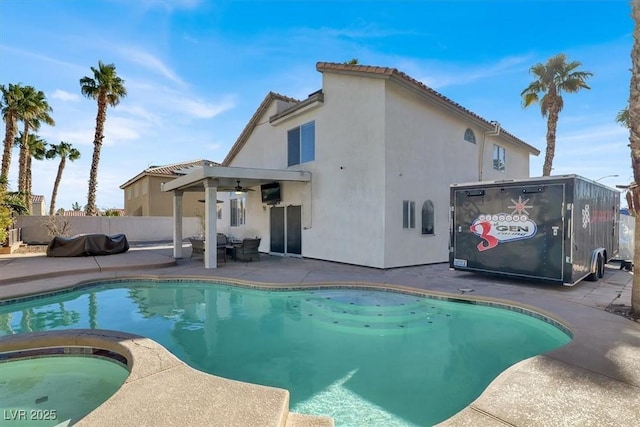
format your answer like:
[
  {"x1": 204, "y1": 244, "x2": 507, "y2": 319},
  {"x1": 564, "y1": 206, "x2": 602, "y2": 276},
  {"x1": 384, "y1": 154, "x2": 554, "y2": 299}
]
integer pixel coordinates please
[
  {"x1": 173, "y1": 96, "x2": 235, "y2": 119},
  {"x1": 418, "y1": 55, "x2": 534, "y2": 89},
  {"x1": 114, "y1": 46, "x2": 186, "y2": 86},
  {"x1": 50, "y1": 89, "x2": 80, "y2": 102}
]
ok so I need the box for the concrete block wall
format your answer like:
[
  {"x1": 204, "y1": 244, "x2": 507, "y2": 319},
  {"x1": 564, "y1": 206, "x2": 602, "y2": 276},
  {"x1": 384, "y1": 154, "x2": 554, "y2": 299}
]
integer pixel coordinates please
[{"x1": 16, "y1": 216, "x2": 202, "y2": 244}]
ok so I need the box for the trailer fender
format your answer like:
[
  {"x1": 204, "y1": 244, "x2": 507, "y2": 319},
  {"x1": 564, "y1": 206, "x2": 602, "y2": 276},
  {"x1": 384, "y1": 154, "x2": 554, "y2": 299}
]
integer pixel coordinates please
[{"x1": 586, "y1": 248, "x2": 606, "y2": 281}]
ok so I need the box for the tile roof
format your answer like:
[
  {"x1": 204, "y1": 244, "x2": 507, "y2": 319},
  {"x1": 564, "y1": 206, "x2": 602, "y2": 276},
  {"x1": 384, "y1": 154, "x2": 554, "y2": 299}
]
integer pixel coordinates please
[
  {"x1": 120, "y1": 159, "x2": 220, "y2": 189},
  {"x1": 222, "y1": 92, "x2": 300, "y2": 166},
  {"x1": 61, "y1": 210, "x2": 86, "y2": 216},
  {"x1": 31, "y1": 195, "x2": 45, "y2": 203},
  {"x1": 315, "y1": 62, "x2": 539, "y2": 155}
]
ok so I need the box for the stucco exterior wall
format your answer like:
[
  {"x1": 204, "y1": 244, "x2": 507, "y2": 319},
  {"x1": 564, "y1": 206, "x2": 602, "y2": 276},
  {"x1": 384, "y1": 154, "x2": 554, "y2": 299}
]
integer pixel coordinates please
[
  {"x1": 228, "y1": 75, "x2": 388, "y2": 267},
  {"x1": 224, "y1": 69, "x2": 536, "y2": 269},
  {"x1": 382, "y1": 82, "x2": 533, "y2": 267}
]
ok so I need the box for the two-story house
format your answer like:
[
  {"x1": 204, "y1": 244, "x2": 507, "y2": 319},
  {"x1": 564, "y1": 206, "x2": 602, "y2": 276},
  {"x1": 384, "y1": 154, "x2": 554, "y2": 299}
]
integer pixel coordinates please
[{"x1": 163, "y1": 62, "x2": 539, "y2": 268}]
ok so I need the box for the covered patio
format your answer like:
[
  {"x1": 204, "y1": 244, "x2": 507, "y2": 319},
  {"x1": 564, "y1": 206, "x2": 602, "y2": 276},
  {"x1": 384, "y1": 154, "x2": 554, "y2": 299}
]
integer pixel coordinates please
[{"x1": 161, "y1": 164, "x2": 311, "y2": 268}]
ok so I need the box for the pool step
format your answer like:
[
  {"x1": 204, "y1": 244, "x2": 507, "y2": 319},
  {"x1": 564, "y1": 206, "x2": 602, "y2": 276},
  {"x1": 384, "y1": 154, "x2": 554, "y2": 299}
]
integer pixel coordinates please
[
  {"x1": 285, "y1": 412, "x2": 334, "y2": 427},
  {"x1": 299, "y1": 298, "x2": 451, "y2": 334}
]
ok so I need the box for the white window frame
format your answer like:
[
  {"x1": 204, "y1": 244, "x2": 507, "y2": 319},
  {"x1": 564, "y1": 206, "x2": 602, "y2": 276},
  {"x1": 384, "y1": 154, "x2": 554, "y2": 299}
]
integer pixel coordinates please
[
  {"x1": 403, "y1": 200, "x2": 415, "y2": 229},
  {"x1": 288, "y1": 121, "x2": 315, "y2": 166},
  {"x1": 464, "y1": 128, "x2": 476, "y2": 144},
  {"x1": 230, "y1": 196, "x2": 246, "y2": 227},
  {"x1": 493, "y1": 144, "x2": 506, "y2": 171}
]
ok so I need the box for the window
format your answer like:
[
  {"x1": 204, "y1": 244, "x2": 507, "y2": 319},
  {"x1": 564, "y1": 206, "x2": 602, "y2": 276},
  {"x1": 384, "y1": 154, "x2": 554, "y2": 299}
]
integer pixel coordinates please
[
  {"x1": 464, "y1": 128, "x2": 476, "y2": 144},
  {"x1": 230, "y1": 197, "x2": 245, "y2": 226},
  {"x1": 403, "y1": 200, "x2": 415, "y2": 229},
  {"x1": 217, "y1": 202, "x2": 223, "y2": 219},
  {"x1": 421, "y1": 200, "x2": 435, "y2": 235},
  {"x1": 493, "y1": 144, "x2": 505, "y2": 171},
  {"x1": 288, "y1": 121, "x2": 315, "y2": 166}
]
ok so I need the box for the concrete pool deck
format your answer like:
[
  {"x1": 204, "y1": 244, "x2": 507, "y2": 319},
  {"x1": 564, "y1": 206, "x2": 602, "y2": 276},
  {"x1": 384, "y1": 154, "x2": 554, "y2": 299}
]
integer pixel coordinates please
[{"x1": 1, "y1": 244, "x2": 639, "y2": 426}]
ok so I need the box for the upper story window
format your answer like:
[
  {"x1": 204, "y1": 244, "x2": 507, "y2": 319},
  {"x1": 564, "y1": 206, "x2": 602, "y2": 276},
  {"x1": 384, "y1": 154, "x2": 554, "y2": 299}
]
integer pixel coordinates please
[
  {"x1": 288, "y1": 121, "x2": 315, "y2": 166},
  {"x1": 493, "y1": 144, "x2": 506, "y2": 171},
  {"x1": 464, "y1": 128, "x2": 476, "y2": 144}
]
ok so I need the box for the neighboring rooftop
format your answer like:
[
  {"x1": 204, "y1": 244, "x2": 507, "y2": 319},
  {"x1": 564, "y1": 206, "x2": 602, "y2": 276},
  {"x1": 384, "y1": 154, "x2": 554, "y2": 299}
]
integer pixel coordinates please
[{"x1": 120, "y1": 159, "x2": 221, "y2": 189}]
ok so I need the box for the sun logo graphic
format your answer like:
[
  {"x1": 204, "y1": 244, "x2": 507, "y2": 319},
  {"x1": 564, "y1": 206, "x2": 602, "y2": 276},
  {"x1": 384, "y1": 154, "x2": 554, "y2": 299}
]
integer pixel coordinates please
[{"x1": 507, "y1": 196, "x2": 533, "y2": 215}]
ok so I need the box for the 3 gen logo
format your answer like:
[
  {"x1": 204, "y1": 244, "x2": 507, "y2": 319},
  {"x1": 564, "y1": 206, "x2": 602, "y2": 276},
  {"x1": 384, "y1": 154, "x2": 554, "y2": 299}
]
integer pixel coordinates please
[{"x1": 470, "y1": 214, "x2": 537, "y2": 252}]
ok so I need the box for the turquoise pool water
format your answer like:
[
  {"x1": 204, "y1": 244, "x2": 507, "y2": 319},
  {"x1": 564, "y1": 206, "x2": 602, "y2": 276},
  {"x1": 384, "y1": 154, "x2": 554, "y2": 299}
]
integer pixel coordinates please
[
  {"x1": 0, "y1": 355, "x2": 129, "y2": 427},
  {"x1": 0, "y1": 281, "x2": 571, "y2": 426}
]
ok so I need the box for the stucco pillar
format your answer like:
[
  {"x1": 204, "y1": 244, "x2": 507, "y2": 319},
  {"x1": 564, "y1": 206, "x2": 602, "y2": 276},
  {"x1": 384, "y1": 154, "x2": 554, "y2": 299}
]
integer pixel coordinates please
[
  {"x1": 173, "y1": 190, "x2": 183, "y2": 259},
  {"x1": 203, "y1": 180, "x2": 218, "y2": 269}
]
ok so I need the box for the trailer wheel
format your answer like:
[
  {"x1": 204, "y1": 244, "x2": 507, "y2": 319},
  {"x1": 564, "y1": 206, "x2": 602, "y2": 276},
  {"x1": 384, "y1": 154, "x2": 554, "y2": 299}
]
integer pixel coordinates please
[
  {"x1": 597, "y1": 255, "x2": 605, "y2": 279},
  {"x1": 586, "y1": 255, "x2": 603, "y2": 282}
]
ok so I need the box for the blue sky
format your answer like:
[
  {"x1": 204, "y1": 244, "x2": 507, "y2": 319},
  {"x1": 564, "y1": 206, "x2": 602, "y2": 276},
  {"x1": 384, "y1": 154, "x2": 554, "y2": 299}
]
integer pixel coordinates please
[{"x1": 0, "y1": 0, "x2": 633, "y2": 211}]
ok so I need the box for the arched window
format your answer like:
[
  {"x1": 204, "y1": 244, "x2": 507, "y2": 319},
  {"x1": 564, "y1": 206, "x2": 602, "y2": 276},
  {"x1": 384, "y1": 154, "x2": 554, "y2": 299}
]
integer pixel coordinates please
[
  {"x1": 464, "y1": 128, "x2": 476, "y2": 144},
  {"x1": 421, "y1": 200, "x2": 435, "y2": 235}
]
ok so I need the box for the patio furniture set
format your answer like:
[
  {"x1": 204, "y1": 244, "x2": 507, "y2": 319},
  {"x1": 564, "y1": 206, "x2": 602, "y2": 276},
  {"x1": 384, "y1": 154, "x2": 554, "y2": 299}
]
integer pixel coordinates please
[{"x1": 188, "y1": 234, "x2": 261, "y2": 263}]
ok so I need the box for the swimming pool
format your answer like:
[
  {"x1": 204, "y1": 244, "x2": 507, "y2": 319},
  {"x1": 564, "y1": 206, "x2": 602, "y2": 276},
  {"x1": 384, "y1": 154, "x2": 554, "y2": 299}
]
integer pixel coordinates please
[{"x1": 0, "y1": 280, "x2": 571, "y2": 426}]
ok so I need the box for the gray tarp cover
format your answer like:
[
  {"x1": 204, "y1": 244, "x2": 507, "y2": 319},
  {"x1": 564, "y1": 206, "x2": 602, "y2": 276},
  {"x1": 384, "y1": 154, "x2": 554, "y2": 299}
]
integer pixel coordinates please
[{"x1": 46, "y1": 233, "x2": 129, "y2": 257}]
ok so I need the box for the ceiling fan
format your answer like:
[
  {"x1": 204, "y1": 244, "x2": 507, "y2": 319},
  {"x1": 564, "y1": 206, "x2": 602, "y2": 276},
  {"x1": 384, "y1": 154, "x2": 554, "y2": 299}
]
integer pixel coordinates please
[{"x1": 219, "y1": 180, "x2": 255, "y2": 193}]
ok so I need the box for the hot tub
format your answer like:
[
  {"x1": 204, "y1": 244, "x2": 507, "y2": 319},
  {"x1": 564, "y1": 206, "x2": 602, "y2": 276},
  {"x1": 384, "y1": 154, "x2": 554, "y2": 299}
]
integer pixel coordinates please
[{"x1": 0, "y1": 347, "x2": 129, "y2": 426}]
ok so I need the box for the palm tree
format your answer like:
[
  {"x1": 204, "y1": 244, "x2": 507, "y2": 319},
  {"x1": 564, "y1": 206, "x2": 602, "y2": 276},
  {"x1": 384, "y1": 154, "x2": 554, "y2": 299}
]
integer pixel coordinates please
[
  {"x1": 617, "y1": 107, "x2": 630, "y2": 128},
  {"x1": 15, "y1": 86, "x2": 54, "y2": 212},
  {"x1": 16, "y1": 132, "x2": 48, "y2": 212},
  {"x1": 80, "y1": 61, "x2": 127, "y2": 216},
  {"x1": 46, "y1": 141, "x2": 81, "y2": 215},
  {"x1": 628, "y1": 0, "x2": 640, "y2": 316},
  {"x1": 0, "y1": 83, "x2": 24, "y2": 191},
  {"x1": 521, "y1": 54, "x2": 593, "y2": 176},
  {"x1": 0, "y1": 177, "x2": 13, "y2": 244}
]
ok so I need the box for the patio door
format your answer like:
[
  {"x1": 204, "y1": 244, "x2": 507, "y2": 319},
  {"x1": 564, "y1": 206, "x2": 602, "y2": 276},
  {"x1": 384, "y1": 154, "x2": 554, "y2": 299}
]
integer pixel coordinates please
[{"x1": 270, "y1": 205, "x2": 301, "y2": 256}]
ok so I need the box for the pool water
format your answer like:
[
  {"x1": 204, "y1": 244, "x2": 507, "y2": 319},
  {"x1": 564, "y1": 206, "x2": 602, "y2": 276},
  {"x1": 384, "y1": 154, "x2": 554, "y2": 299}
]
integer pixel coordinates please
[
  {"x1": 0, "y1": 356, "x2": 129, "y2": 427},
  {"x1": 0, "y1": 281, "x2": 571, "y2": 426}
]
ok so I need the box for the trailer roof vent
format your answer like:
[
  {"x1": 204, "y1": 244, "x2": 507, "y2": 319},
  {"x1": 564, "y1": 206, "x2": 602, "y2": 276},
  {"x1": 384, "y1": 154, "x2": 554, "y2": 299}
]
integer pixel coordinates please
[{"x1": 465, "y1": 190, "x2": 485, "y2": 197}]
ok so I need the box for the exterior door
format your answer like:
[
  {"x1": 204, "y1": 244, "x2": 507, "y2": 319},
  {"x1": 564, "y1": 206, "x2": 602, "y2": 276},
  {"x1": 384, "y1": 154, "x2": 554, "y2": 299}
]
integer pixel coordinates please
[
  {"x1": 286, "y1": 205, "x2": 302, "y2": 255},
  {"x1": 270, "y1": 207, "x2": 285, "y2": 253},
  {"x1": 269, "y1": 205, "x2": 301, "y2": 255}
]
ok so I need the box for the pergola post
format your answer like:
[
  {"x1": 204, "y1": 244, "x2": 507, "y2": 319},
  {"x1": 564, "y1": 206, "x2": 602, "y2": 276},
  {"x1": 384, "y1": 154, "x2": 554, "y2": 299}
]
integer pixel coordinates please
[
  {"x1": 172, "y1": 190, "x2": 184, "y2": 259},
  {"x1": 203, "y1": 179, "x2": 218, "y2": 269}
]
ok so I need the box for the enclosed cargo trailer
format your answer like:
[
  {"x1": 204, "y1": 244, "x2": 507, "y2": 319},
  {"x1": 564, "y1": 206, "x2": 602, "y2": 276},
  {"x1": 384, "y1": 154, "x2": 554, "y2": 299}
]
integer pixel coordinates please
[{"x1": 449, "y1": 175, "x2": 619, "y2": 285}]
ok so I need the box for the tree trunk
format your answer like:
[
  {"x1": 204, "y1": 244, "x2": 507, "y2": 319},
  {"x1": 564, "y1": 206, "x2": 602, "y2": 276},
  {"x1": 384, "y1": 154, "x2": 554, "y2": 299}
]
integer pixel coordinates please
[
  {"x1": 25, "y1": 154, "x2": 32, "y2": 214},
  {"x1": 18, "y1": 123, "x2": 30, "y2": 211},
  {"x1": 1, "y1": 112, "x2": 17, "y2": 191},
  {"x1": 49, "y1": 157, "x2": 65, "y2": 215},
  {"x1": 86, "y1": 93, "x2": 107, "y2": 216},
  {"x1": 630, "y1": 0, "x2": 640, "y2": 314},
  {"x1": 543, "y1": 94, "x2": 560, "y2": 176}
]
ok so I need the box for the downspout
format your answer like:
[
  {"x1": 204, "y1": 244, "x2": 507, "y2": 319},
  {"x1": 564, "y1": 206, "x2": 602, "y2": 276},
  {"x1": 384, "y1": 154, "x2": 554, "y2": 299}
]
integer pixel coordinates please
[{"x1": 478, "y1": 121, "x2": 501, "y2": 181}]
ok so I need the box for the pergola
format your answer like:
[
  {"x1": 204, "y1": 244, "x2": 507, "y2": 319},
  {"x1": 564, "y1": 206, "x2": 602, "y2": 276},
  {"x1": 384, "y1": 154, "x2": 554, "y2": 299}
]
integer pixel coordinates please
[{"x1": 162, "y1": 164, "x2": 311, "y2": 268}]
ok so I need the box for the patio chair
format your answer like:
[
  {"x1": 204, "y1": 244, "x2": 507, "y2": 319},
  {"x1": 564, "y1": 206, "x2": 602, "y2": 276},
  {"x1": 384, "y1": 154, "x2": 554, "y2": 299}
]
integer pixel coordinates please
[
  {"x1": 234, "y1": 238, "x2": 261, "y2": 262},
  {"x1": 189, "y1": 238, "x2": 205, "y2": 260},
  {"x1": 189, "y1": 235, "x2": 228, "y2": 263}
]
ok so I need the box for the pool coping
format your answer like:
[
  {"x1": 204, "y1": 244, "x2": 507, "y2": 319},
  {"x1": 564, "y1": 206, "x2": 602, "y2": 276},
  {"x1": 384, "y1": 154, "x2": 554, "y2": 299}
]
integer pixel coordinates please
[{"x1": 1, "y1": 252, "x2": 639, "y2": 426}]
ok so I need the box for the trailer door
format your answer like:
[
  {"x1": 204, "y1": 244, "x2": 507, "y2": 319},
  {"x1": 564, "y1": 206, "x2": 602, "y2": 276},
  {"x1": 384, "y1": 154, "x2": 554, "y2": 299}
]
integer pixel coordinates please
[{"x1": 452, "y1": 183, "x2": 565, "y2": 282}]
